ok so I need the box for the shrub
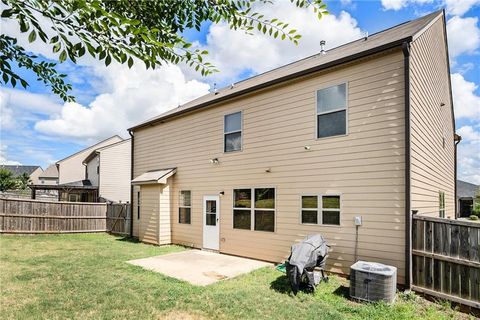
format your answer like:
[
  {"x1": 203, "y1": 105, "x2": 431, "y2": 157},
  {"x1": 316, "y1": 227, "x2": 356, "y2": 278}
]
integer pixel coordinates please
[{"x1": 469, "y1": 215, "x2": 479, "y2": 221}]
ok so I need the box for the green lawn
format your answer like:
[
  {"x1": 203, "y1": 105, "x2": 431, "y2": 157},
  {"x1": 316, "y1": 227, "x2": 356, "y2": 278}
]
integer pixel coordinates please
[{"x1": 0, "y1": 234, "x2": 472, "y2": 319}]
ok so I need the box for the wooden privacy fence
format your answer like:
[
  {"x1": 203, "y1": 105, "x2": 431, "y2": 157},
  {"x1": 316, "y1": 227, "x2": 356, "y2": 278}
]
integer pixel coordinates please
[
  {"x1": 106, "y1": 203, "x2": 131, "y2": 236},
  {"x1": 412, "y1": 214, "x2": 480, "y2": 309},
  {"x1": 0, "y1": 198, "x2": 130, "y2": 235}
]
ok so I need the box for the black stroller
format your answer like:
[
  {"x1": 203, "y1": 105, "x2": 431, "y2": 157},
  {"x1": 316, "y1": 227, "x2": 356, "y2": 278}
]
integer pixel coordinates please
[{"x1": 286, "y1": 234, "x2": 329, "y2": 293}]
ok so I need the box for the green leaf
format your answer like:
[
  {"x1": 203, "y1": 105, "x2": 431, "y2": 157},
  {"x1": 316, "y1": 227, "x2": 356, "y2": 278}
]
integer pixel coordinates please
[
  {"x1": 59, "y1": 50, "x2": 67, "y2": 62},
  {"x1": 1, "y1": 9, "x2": 13, "y2": 18},
  {"x1": 28, "y1": 30, "x2": 36, "y2": 43},
  {"x1": 105, "y1": 55, "x2": 111, "y2": 66},
  {"x1": 53, "y1": 43, "x2": 61, "y2": 53},
  {"x1": 127, "y1": 57, "x2": 134, "y2": 68}
]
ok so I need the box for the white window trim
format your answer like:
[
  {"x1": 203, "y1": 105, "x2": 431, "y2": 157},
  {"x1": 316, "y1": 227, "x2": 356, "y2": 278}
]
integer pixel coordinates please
[
  {"x1": 223, "y1": 111, "x2": 243, "y2": 153},
  {"x1": 232, "y1": 187, "x2": 276, "y2": 232},
  {"x1": 315, "y1": 82, "x2": 349, "y2": 140},
  {"x1": 300, "y1": 194, "x2": 342, "y2": 226},
  {"x1": 179, "y1": 190, "x2": 192, "y2": 224},
  {"x1": 439, "y1": 191, "x2": 445, "y2": 218}
]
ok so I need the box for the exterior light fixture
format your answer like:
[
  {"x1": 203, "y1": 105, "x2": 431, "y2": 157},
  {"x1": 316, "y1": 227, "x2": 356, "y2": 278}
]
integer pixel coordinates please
[{"x1": 209, "y1": 158, "x2": 219, "y2": 164}]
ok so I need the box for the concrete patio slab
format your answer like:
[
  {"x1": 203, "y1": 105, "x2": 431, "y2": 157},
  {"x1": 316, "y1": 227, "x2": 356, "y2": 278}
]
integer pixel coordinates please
[{"x1": 128, "y1": 249, "x2": 272, "y2": 286}]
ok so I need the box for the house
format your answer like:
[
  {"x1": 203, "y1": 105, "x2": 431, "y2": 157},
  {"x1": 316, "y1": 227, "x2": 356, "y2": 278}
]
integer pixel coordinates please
[
  {"x1": 30, "y1": 135, "x2": 124, "y2": 202},
  {"x1": 38, "y1": 164, "x2": 59, "y2": 185},
  {"x1": 82, "y1": 139, "x2": 131, "y2": 203},
  {"x1": 128, "y1": 10, "x2": 456, "y2": 287},
  {"x1": 0, "y1": 165, "x2": 43, "y2": 184},
  {"x1": 457, "y1": 180, "x2": 479, "y2": 217}
]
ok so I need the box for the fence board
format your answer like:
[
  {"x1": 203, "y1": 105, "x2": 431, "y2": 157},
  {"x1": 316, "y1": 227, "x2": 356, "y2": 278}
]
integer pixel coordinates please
[
  {"x1": 106, "y1": 203, "x2": 131, "y2": 236},
  {"x1": 0, "y1": 198, "x2": 106, "y2": 233},
  {"x1": 412, "y1": 214, "x2": 480, "y2": 309}
]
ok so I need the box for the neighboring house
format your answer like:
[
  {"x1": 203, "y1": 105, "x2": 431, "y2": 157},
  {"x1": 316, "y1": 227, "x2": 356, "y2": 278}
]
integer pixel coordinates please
[
  {"x1": 30, "y1": 135, "x2": 124, "y2": 202},
  {"x1": 38, "y1": 164, "x2": 59, "y2": 185},
  {"x1": 457, "y1": 180, "x2": 479, "y2": 217},
  {"x1": 128, "y1": 10, "x2": 456, "y2": 287},
  {"x1": 0, "y1": 165, "x2": 43, "y2": 185},
  {"x1": 56, "y1": 135, "x2": 123, "y2": 184},
  {"x1": 82, "y1": 139, "x2": 131, "y2": 203}
]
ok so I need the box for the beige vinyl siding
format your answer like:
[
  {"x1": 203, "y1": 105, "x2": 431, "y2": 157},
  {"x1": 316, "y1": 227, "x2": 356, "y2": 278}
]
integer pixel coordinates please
[
  {"x1": 133, "y1": 49, "x2": 407, "y2": 282},
  {"x1": 159, "y1": 182, "x2": 171, "y2": 245},
  {"x1": 29, "y1": 167, "x2": 43, "y2": 184},
  {"x1": 409, "y1": 16, "x2": 455, "y2": 217},
  {"x1": 136, "y1": 183, "x2": 171, "y2": 244},
  {"x1": 86, "y1": 155, "x2": 99, "y2": 186},
  {"x1": 57, "y1": 136, "x2": 123, "y2": 184},
  {"x1": 133, "y1": 185, "x2": 140, "y2": 237},
  {"x1": 98, "y1": 140, "x2": 131, "y2": 202},
  {"x1": 138, "y1": 184, "x2": 160, "y2": 244}
]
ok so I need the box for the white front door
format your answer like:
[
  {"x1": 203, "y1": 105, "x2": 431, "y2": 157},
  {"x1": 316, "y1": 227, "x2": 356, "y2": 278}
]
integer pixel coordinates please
[{"x1": 203, "y1": 195, "x2": 220, "y2": 250}]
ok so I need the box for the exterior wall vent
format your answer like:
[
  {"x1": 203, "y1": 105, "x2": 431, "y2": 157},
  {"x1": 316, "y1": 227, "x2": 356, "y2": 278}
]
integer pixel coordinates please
[{"x1": 350, "y1": 261, "x2": 397, "y2": 304}]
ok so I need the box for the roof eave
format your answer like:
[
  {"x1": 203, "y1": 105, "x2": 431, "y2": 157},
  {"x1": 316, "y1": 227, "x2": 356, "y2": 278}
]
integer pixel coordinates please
[{"x1": 129, "y1": 36, "x2": 413, "y2": 132}]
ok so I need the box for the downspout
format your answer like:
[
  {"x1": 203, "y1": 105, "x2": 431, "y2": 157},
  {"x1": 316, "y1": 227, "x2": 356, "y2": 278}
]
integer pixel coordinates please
[
  {"x1": 402, "y1": 41, "x2": 412, "y2": 289},
  {"x1": 454, "y1": 134, "x2": 462, "y2": 218},
  {"x1": 129, "y1": 130, "x2": 134, "y2": 237}
]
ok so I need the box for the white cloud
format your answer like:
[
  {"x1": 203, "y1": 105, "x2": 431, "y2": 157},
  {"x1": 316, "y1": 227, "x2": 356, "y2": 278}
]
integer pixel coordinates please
[
  {"x1": 34, "y1": 62, "x2": 210, "y2": 141},
  {"x1": 457, "y1": 125, "x2": 480, "y2": 184},
  {"x1": 381, "y1": 0, "x2": 433, "y2": 11},
  {"x1": 381, "y1": 0, "x2": 408, "y2": 10},
  {"x1": 0, "y1": 87, "x2": 63, "y2": 131},
  {"x1": 447, "y1": 16, "x2": 480, "y2": 58},
  {"x1": 30, "y1": 5, "x2": 364, "y2": 142},
  {"x1": 458, "y1": 125, "x2": 480, "y2": 141},
  {"x1": 0, "y1": 90, "x2": 15, "y2": 130},
  {"x1": 0, "y1": 145, "x2": 21, "y2": 165},
  {"x1": 451, "y1": 73, "x2": 480, "y2": 120},
  {"x1": 200, "y1": 6, "x2": 364, "y2": 82},
  {"x1": 444, "y1": 0, "x2": 480, "y2": 16}
]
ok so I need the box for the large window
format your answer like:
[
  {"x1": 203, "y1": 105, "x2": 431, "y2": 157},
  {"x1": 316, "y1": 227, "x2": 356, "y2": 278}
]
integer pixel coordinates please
[
  {"x1": 316, "y1": 83, "x2": 347, "y2": 138},
  {"x1": 179, "y1": 190, "x2": 191, "y2": 224},
  {"x1": 224, "y1": 111, "x2": 242, "y2": 152},
  {"x1": 233, "y1": 188, "x2": 275, "y2": 232},
  {"x1": 301, "y1": 195, "x2": 341, "y2": 225},
  {"x1": 439, "y1": 191, "x2": 445, "y2": 218}
]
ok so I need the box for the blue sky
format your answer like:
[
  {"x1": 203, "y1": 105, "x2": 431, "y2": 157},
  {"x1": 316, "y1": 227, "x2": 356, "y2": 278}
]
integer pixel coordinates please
[{"x1": 1, "y1": 0, "x2": 479, "y2": 183}]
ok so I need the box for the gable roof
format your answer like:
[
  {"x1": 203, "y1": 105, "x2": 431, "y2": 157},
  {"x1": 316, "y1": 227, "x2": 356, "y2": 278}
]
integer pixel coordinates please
[
  {"x1": 129, "y1": 10, "x2": 444, "y2": 131},
  {"x1": 56, "y1": 135, "x2": 123, "y2": 164},
  {"x1": 39, "y1": 164, "x2": 59, "y2": 179},
  {"x1": 0, "y1": 165, "x2": 41, "y2": 177},
  {"x1": 82, "y1": 138, "x2": 131, "y2": 165},
  {"x1": 457, "y1": 180, "x2": 479, "y2": 199},
  {"x1": 132, "y1": 168, "x2": 176, "y2": 185}
]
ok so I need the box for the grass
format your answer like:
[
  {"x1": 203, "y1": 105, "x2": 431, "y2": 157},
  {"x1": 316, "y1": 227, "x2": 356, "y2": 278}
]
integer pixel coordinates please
[{"x1": 0, "y1": 234, "x2": 474, "y2": 320}]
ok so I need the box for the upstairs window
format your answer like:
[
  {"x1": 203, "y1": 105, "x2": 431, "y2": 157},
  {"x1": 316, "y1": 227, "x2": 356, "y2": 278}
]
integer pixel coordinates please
[
  {"x1": 179, "y1": 190, "x2": 191, "y2": 224},
  {"x1": 439, "y1": 191, "x2": 445, "y2": 218},
  {"x1": 317, "y1": 83, "x2": 347, "y2": 138},
  {"x1": 224, "y1": 111, "x2": 242, "y2": 152}
]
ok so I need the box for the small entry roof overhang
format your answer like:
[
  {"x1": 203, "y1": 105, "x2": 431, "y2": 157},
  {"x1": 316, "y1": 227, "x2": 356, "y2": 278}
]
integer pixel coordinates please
[{"x1": 132, "y1": 168, "x2": 176, "y2": 185}]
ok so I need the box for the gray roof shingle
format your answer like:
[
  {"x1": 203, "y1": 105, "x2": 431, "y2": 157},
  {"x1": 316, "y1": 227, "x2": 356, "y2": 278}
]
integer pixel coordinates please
[
  {"x1": 457, "y1": 180, "x2": 479, "y2": 199},
  {"x1": 0, "y1": 165, "x2": 41, "y2": 177}
]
